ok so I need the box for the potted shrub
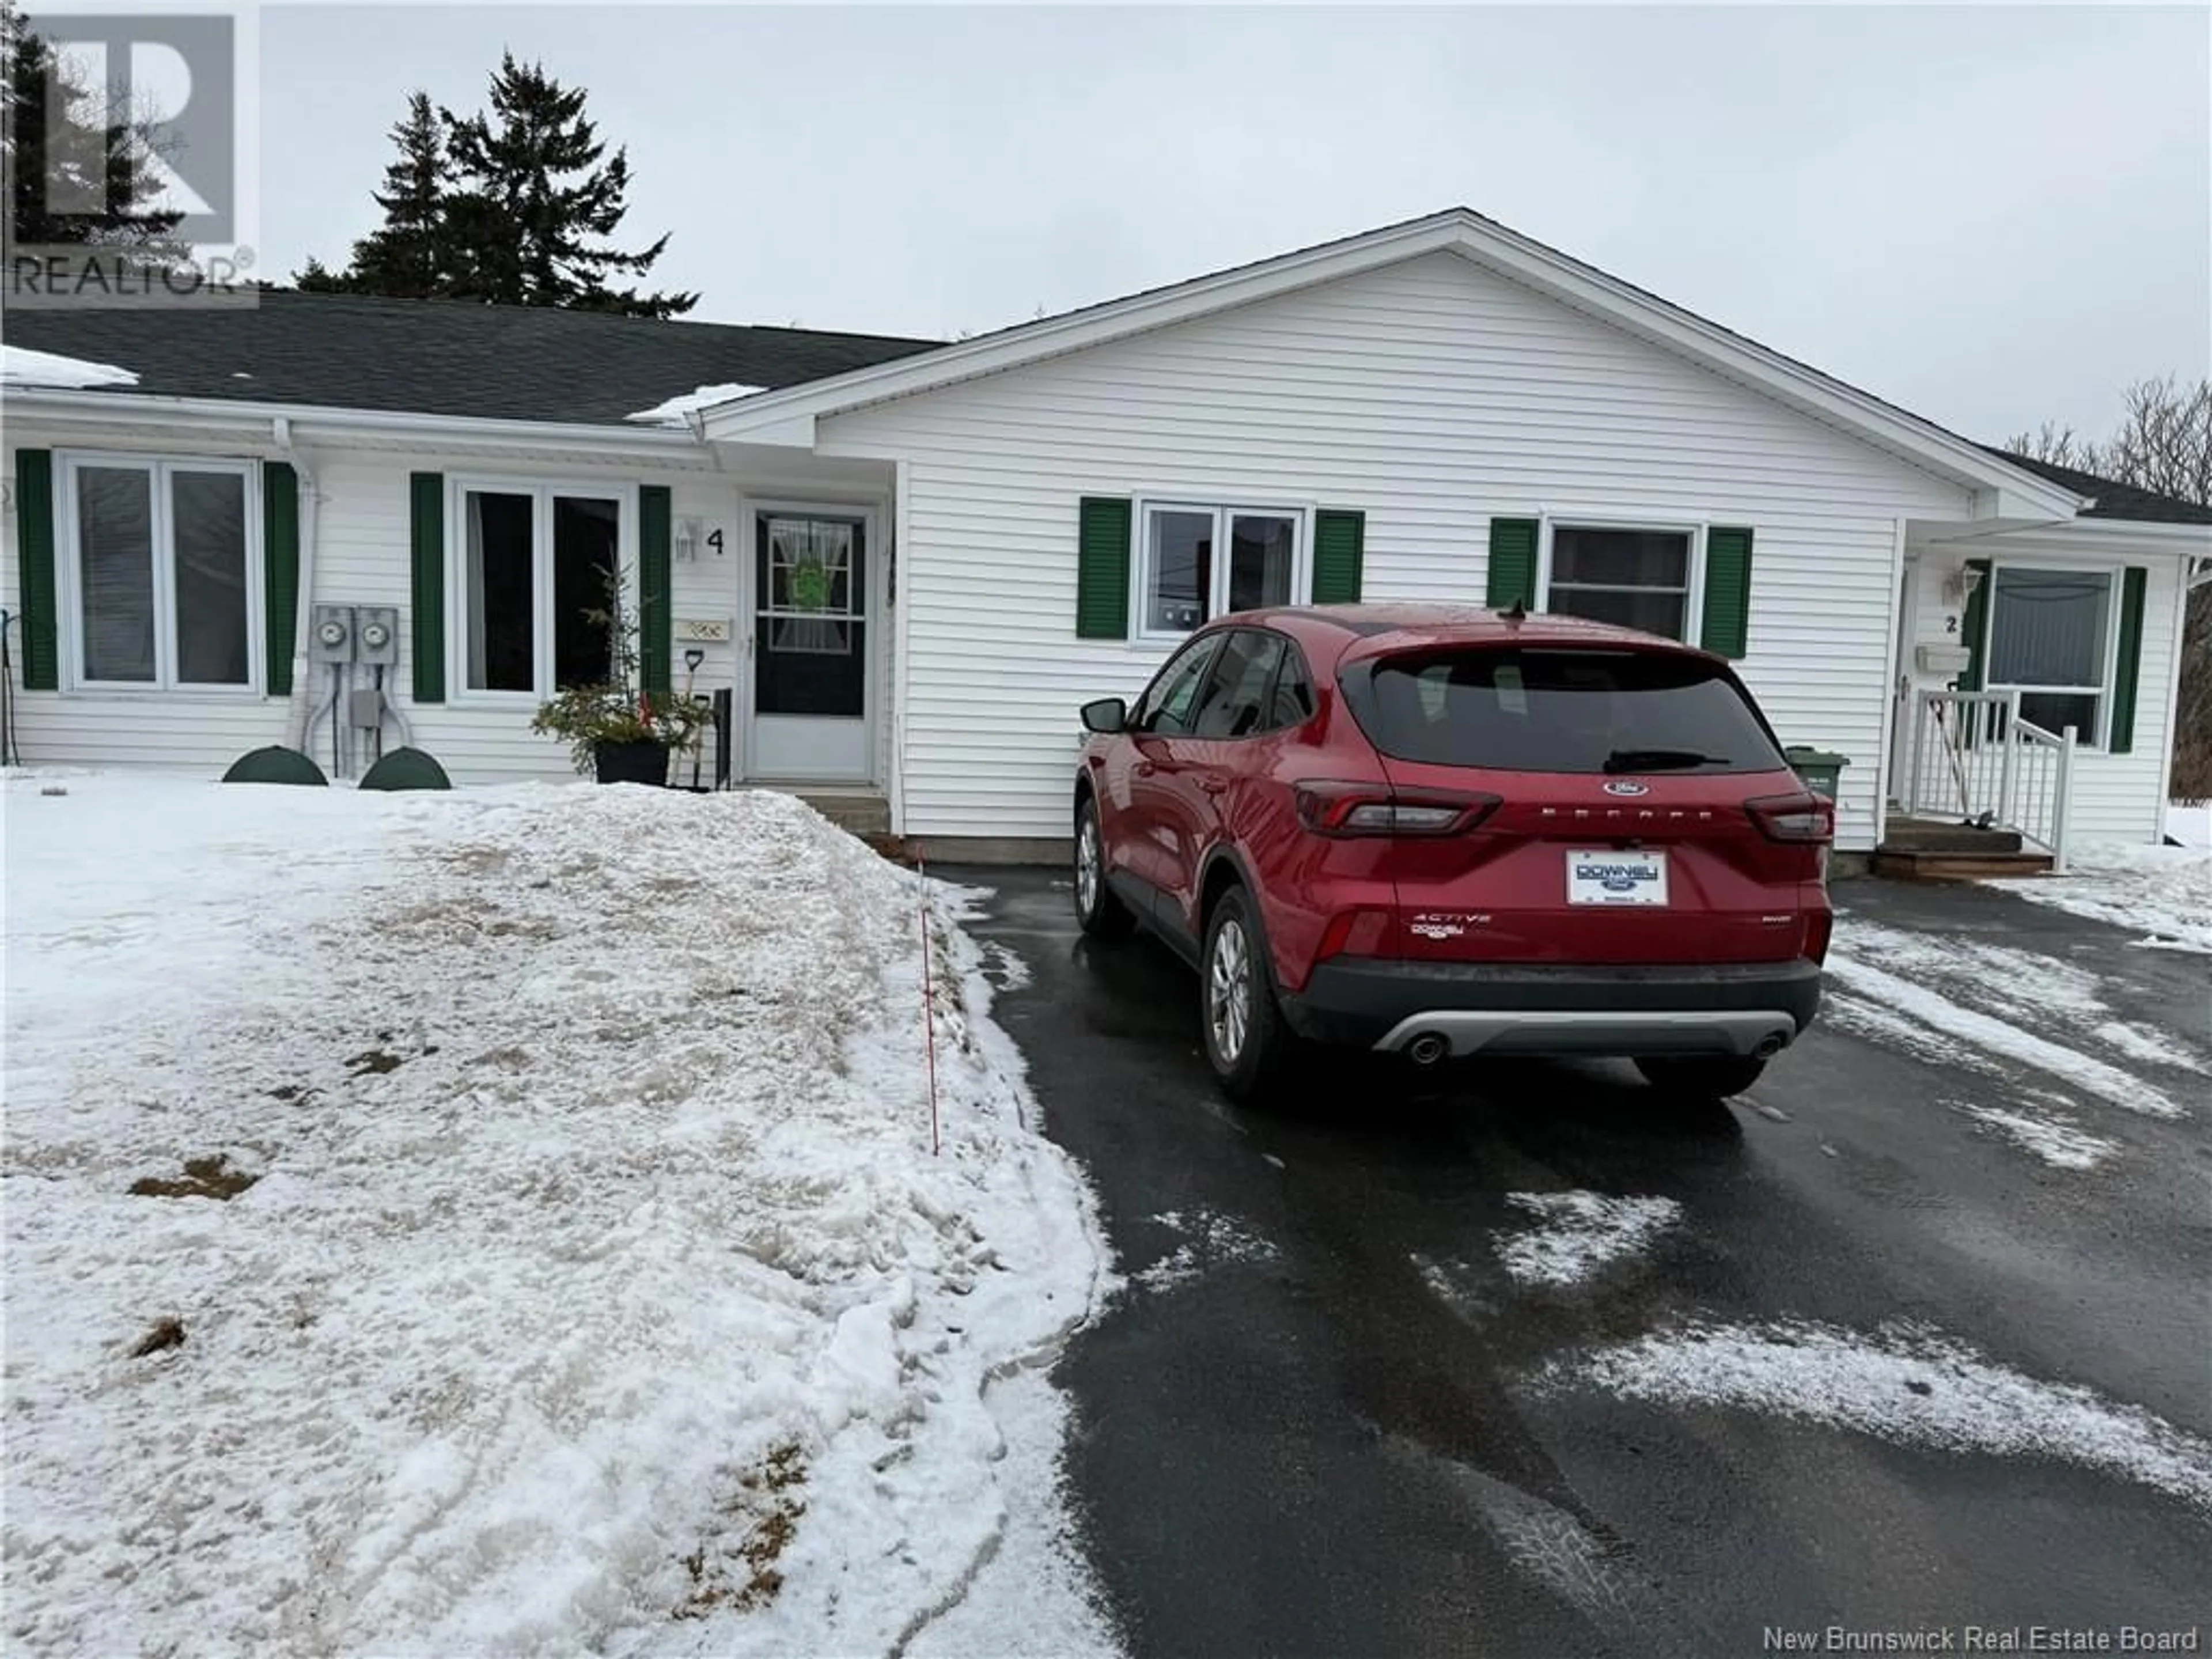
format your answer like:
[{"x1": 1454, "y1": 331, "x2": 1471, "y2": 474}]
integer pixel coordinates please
[{"x1": 529, "y1": 575, "x2": 711, "y2": 785}]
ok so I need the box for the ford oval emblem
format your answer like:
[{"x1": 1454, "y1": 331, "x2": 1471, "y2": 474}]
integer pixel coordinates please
[{"x1": 1603, "y1": 780, "x2": 1650, "y2": 797}]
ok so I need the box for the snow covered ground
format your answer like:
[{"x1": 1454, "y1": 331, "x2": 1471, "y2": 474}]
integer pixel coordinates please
[
  {"x1": 1491, "y1": 1191, "x2": 1682, "y2": 1289},
  {"x1": 2, "y1": 772, "x2": 1119, "y2": 1657},
  {"x1": 1536, "y1": 1319, "x2": 2212, "y2": 1513},
  {"x1": 1989, "y1": 831, "x2": 2212, "y2": 955}
]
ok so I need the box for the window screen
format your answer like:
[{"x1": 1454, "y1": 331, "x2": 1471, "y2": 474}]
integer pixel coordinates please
[
  {"x1": 1546, "y1": 528, "x2": 1694, "y2": 639},
  {"x1": 76, "y1": 466, "x2": 156, "y2": 683}
]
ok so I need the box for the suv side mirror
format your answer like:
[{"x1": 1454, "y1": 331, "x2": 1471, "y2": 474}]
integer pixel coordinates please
[{"x1": 1080, "y1": 696, "x2": 1128, "y2": 734}]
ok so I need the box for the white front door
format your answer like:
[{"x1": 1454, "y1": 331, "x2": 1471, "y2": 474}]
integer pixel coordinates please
[{"x1": 746, "y1": 509, "x2": 872, "y2": 782}]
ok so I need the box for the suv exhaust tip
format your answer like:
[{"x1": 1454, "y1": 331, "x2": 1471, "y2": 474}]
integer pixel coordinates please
[
  {"x1": 1752, "y1": 1032, "x2": 1789, "y2": 1060},
  {"x1": 1405, "y1": 1033, "x2": 1451, "y2": 1067}
]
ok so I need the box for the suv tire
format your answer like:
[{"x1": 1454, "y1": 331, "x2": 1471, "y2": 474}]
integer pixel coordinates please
[
  {"x1": 1074, "y1": 798, "x2": 1135, "y2": 938},
  {"x1": 1634, "y1": 1054, "x2": 1768, "y2": 1099},
  {"x1": 1201, "y1": 885, "x2": 1294, "y2": 1101}
]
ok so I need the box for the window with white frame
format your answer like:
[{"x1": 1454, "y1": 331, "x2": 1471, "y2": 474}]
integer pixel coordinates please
[
  {"x1": 63, "y1": 456, "x2": 257, "y2": 691},
  {"x1": 1543, "y1": 525, "x2": 1696, "y2": 639},
  {"x1": 1984, "y1": 566, "x2": 2113, "y2": 742},
  {"x1": 1138, "y1": 503, "x2": 1303, "y2": 637},
  {"x1": 454, "y1": 483, "x2": 623, "y2": 695}
]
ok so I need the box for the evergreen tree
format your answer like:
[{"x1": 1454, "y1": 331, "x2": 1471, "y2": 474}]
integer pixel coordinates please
[
  {"x1": 294, "y1": 56, "x2": 694, "y2": 316},
  {"x1": 440, "y1": 54, "x2": 695, "y2": 317},
  {"x1": 291, "y1": 255, "x2": 354, "y2": 293},
  {"x1": 2, "y1": 1, "x2": 184, "y2": 259},
  {"x1": 347, "y1": 92, "x2": 451, "y2": 298}
]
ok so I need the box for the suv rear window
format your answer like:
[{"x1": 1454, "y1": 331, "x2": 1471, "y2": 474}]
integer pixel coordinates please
[{"x1": 1351, "y1": 648, "x2": 1786, "y2": 774}]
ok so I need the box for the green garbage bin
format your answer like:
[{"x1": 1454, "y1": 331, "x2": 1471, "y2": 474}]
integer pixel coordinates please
[{"x1": 1783, "y1": 745, "x2": 1849, "y2": 800}]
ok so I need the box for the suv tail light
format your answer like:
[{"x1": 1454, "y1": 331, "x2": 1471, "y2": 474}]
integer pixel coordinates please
[
  {"x1": 1294, "y1": 782, "x2": 1502, "y2": 838},
  {"x1": 1805, "y1": 907, "x2": 1835, "y2": 964},
  {"x1": 1745, "y1": 793, "x2": 1835, "y2": 844}
]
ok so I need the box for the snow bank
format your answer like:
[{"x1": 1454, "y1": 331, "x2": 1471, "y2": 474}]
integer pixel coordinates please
[
  {"x1": 1, "y1": 342, "x2": 138, "y2": 388},
  {"x1": 2164, "y1": 801, "x2": 2211, "y2": 850},
  {"x1": 1493, "y1": 1191, "x2": 1682, "y2": 1289},
  {"x1": 1539, "y1": 1319, "x2": 2212, "y2": 1512},
  {"x1": 625, "y1": 382, "x2": 768, "y2": 427},
  {"x1": 1990, "y1": 838, "x2": 2212, "y2": 955},
  {"x1": 2, "y1": 774, "x2": 1116, "y2": 1656}
]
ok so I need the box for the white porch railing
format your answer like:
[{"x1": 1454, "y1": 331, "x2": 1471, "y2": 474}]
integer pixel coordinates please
[{"x1": 1902, "y1": 691, "x2": 2077, "y2": 870}]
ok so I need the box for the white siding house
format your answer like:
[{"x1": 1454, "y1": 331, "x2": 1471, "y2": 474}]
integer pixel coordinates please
[{"x1": 6, "y1": 209, "x2": 2206, "y2": 861}]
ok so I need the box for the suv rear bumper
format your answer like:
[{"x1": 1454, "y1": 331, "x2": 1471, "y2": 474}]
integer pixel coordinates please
[{"x1": 1278, "y1": 957, "x2": 1824, "y2": 1059}]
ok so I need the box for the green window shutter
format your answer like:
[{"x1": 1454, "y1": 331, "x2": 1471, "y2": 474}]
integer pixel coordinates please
[
  {"x1": 1486, "y1": 517, "x2": 1539, "y2": 609},
  {"x1": 2107, "y1": 566, "x2": 2149, "y2": 754},
  {"x1": 1076, "y1": 497, "x2": 1132, "y2": 639},
  {"x1": 409, "y1": 472, "x2": 445, "y2": 703},
  {"x1": 1957, "y1": 558, "x2": 1992, "y2": 691},
  {"x1": 638, "y1": 484, "x2": 673, "y2": 698},
  {"x1": 13, "y1": 449, "x2": 58, "y2": 690},
  {"x1": 1700, "y1": 527, "x2": 1755, "y2": 658},
  {"x1": 1310, "y1": 509, "x2": 1365, "y2": 604},
  {"x1": 262, "y1": 461, "x2": 300, "y2": 696}
]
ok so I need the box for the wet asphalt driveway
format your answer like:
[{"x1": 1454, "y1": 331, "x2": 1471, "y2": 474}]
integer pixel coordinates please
[{"x1": 943, "y1": 866, "x2": 2211, "y2": 1659}]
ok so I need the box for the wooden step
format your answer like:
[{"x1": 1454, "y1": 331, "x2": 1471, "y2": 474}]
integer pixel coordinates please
[
  {"x1": 1881, "y1": 816, "x2": 2025, "y2": 855},
  {"x1": 791, "y1": 790, "x2": 890, "y2": 838},
  {"x1": 1870, "y1": 848, "x2": 2056, "y2": 881}
]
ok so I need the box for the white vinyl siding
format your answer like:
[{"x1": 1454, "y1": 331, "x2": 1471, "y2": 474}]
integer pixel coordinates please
[
  {"x1": 3, "y1": 433, "x2": 894, "y2": 785},
  {"x1": 820, "y1": 249, "x2": 1976, "y2": 850}
]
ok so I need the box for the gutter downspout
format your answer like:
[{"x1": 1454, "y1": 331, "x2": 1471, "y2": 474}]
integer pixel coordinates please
[{"x1": 272, "y1": 415, "x2": 321, "y2": 752}]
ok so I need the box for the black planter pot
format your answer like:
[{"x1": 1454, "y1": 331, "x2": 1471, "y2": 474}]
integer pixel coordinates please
[{"x1": 593, "y1": 738, "x2": 670, "y2": 786}]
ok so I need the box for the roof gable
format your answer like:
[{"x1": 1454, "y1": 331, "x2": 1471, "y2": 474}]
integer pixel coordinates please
[{"x1": 698, "y1": 207, "x2": 2085, "y2": 520}]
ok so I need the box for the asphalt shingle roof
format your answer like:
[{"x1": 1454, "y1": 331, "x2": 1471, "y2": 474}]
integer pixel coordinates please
[
  {"x1": 1976, "y1": 446, "x2": 2212, "y2": 525},
  {"x1": 2, "y1": 289, "x2": 944, "y2": 425}
]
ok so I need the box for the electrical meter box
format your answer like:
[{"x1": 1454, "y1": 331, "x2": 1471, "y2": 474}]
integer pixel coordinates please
[
  {"x1": 356, "y1": 607, "x2": 400, "y2": 667},
  {"x1": 310, "y1": 605, "x2": 356, "y2": 663}
]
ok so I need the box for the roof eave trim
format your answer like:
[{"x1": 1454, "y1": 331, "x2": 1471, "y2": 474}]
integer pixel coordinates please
[
  {"x1": 2001, "y1": 516, "x2": 2212, "y2": 545},
  {"x1": 1, "y1": 385, "x2": 707, "y2": 454}
]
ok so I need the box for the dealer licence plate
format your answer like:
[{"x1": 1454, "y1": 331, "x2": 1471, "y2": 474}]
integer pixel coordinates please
[{"x1": 1566, "y1": 849, "x2": 1669, "y2": 906}]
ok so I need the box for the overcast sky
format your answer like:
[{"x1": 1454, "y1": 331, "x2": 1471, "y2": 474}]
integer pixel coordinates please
[{"x1": 255, "y1": 5, "x2": 2210, "y2": 443}]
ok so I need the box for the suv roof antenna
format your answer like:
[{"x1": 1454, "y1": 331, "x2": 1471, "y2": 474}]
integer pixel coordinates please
[{"x1": 1497, "y1": 600, "x2": 1528, "y2": 623}]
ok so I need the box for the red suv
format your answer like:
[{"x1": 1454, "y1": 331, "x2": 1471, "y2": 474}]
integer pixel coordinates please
[{"x1": 1073, "y1": 604, "x2": 1832, "y2": 1101}]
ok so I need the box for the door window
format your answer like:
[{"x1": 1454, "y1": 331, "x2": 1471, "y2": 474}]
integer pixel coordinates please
[
  {"x1": 1270, "y1": 645, "x2": 1317, "y2": 729},
  {"x1": 1192, "y1": 630, "x2": 1287, "y2": 738},
  {"x1": 756, "y1": 514, "x2": 866, "y2": 718},
  {"x1": 1136, "y1": 635, "x2": 1224, "y2": 734}
]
